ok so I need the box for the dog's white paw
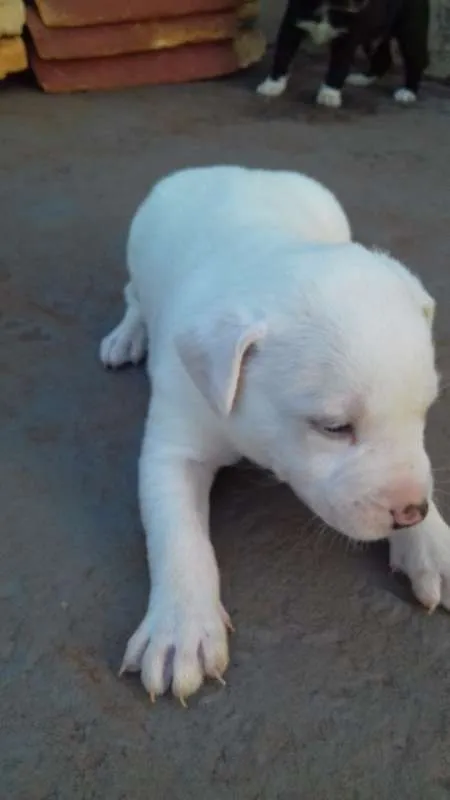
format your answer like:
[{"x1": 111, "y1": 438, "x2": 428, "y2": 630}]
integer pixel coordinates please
[
  {"x1": 256, "y1": 76, "x2": 288, "y2": 98},
  {"x1": 100, "y1": 319, "x2": 147, "y2": 368},
  {"x1": 394, "y1": 87, "x2": 417, "y2": 105},
  {"x1": 120, "y1": 594, "x2": 231, "y2": 703},
  {"x1": 390, "y1": 526, "x2": 450, "y2": 612},
  {"x1": 316, "y1": 84, "x2": 342, "y2": 108},
  {"x1": 345, "y1": 72, "x2": 377, "y2": 88}
]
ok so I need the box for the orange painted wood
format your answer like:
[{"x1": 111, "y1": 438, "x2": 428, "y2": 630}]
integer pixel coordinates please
[
  {"x1": 27, "y1": 6, "x2": 238, "y2": 60},
  {"x1": 30, "y1": 38, "x2": 248, "y2": 92},
  {"x1": 0, "y1": 36, "x2": 27, "y2": 79},
  {"x1": 34, "y1": 0, "x2": 239, "y2": 28}
]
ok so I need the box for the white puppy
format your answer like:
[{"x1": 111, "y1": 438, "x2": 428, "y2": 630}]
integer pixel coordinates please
[{"x1": 100, "y1": 166, "x2": 450, "y2": 703}]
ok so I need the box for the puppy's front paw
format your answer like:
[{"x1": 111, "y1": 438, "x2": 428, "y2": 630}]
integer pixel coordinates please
[
  {"x1": 100, "y1": 319, "x2": 147, "y2": 368},
  {"x1": 316, "y1": 84, "x2": 342, "y2": 108},
  {"x1": 390, "y1": 527, "x2": 450, "y2": 613},
  {"x1": 120, "y1": 594, "x2": 231, "y2": 703},
  {"x1": 393, "y1": 87, "x2": 417, "y2": 105},
  {"x1": 256, "y1": 76, "x2": 288, "y2": 98}
]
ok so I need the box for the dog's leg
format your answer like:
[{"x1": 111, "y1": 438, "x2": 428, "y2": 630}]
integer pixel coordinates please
[
  {"x1": 257, "y1": 4, "x2": 306, "y2": 97},
  {"x1": 120, "y1": 409, "x2": 230, "y2": 702},
  {"x1": 100, "y1": 281, "x2": 147, "y2": 368},
  {"x1": 390, "y1": 502, "x2": 450, "y2": 612},
  {"x1": 346, "y1": 38, "x2": 393, "y2": 88},
  {"x1": 317, "y1": 32, "x2": 359, "y2": 108},
  {"x1": 392, "y1": 0, "x2": 429, "y2": 104}
]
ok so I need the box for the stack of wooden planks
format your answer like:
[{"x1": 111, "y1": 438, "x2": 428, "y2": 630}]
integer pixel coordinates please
[{"x1": 26, "y1": 0, "x2": 265, "y2": 92}]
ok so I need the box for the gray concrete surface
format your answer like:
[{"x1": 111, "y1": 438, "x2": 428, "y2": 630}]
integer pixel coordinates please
[
  {"x1": 429, "y1": 0, "x2": 450, "y2": 78},
  {"x1": 2, "y1": 15, "x2": 450, "y2": 799}
]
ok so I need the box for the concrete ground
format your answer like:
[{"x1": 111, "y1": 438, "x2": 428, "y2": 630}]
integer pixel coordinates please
[{"x1": 3, "y1": 7, "x2": 450, "y2": 799}]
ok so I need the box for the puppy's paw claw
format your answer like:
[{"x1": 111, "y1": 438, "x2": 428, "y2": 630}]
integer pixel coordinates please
[
  {"x1": 122, "y1": 597, "x2": 230, "y2": 703},
  {"x1": 100, "y1": 320, "x2": 147, "y2": 368},
  {"x1": 220, "y1": 604, "x2": 234, "y2": 633}
]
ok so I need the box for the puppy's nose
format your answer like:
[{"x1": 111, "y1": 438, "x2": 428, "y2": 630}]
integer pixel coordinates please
[{"x1": 391, "y1": 500, "x2": 429, "y2": 530}]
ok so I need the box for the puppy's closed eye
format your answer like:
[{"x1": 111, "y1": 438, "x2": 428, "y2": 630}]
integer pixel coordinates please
[{"x1": 311, "y1": 420, "x2": 356, "y2": 441}]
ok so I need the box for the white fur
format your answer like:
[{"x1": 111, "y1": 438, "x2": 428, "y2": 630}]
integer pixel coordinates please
[
  {"x1": 256, "y1": 76, "x2": 288, "y2": 97},
  {"x1": 296, "y1": 16, "x2": 345, "y2": 46},
  {"x1": 100, "y1": 166, "x2": 449, "y2": 702},
  {"x1": 345, "y1": 72, "x2": 377, "y2": 87},
  {"x1": 394, "y1": 87, "x2": 417, "y2": 105},
  {"x1": 316, "y1": 84, "x2": 342, "y2": 108}
]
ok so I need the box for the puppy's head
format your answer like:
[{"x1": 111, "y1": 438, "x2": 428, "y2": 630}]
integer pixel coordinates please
[{"x1": 177, "y1": 244, "x2": 438, "y2": 542}]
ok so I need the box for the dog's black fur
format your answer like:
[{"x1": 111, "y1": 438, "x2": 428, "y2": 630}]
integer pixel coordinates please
[{"x1": 268, "y1": 0, "x2": 429, "y2": 97}]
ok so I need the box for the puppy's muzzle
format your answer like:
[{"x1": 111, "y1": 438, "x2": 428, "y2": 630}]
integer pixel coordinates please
[{"x1": 391, "y1": 500, "x2": 429, "y2": 530}]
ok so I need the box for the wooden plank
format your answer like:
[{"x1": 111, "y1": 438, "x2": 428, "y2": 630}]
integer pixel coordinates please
[
  {"x1": 27, "y1": 6, "x2": 238, "y2": 61},
  {"x1": 29, "y1": 31, "x2": 264, "y2": 92},
  {"x1": 34, "y1": 0, "x2": 239, "y2": 28},
  {"x1": 0, "y1": 0, "x2": 25, "y2": 37},
  {"x1": 0, "y1": 36, "x2": 27, "y2": 79}
]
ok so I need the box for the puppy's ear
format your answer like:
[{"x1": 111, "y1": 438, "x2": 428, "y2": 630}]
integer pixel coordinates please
[
  {"x1": 175, "y1": 313, "x2": 267, "y2": 416},
  {"x1": 373, "y1": 249, "x2": 436, "y2": 327},
  {"x1": 405, "y1": 275, "x2": 435, "y2": 327},
  {"x1": 421, "y1": 294, "x2": 435, "y2": 326}
]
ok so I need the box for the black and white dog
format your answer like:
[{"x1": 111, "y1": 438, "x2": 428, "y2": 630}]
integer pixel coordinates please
[{"x1": 257, "y1": 0, "x2": 429, "y2": 108}]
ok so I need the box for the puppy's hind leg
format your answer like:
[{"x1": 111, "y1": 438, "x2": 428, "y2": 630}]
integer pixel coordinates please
[{"x1": 100, "y1": 282, "x2": 147, "y2": 368}]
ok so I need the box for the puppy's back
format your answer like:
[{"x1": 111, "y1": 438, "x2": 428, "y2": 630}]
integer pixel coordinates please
[
  {"x1": 127, "y1": 166, "x2": 351, "y2": 333},
  {"x1": 149, "y1": 166, "x2": 351, "y2": 245}
]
